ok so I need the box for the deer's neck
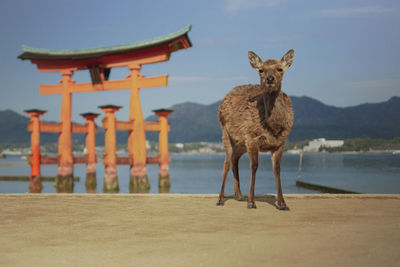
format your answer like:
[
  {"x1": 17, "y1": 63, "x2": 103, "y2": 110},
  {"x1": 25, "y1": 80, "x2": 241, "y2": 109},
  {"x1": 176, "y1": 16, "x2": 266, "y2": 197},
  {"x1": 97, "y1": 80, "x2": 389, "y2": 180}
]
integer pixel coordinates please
[{"x1": 262, "y1": 91, "x2": 279, "y2": 118}]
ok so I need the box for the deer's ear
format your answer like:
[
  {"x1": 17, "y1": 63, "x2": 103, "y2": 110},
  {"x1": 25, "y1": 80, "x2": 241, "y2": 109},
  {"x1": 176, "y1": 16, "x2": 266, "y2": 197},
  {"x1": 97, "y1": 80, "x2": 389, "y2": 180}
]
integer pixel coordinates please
[
  {"x1": 281, "y1": 49, "x2": 294, "y2": 69},
  {"x1": 248, "y1": 51, "x2": 263, "y2": 70}
]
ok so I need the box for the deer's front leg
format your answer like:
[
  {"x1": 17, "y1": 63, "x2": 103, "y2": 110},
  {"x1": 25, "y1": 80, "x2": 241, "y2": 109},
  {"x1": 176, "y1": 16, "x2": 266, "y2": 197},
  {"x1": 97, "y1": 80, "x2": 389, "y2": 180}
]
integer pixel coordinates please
[
  {"x1": 247, "y1": 149, "x2": 259, "y2": 209},
  {"x1": 272, "y1": 145, "x2": 289, "y2": 210}
]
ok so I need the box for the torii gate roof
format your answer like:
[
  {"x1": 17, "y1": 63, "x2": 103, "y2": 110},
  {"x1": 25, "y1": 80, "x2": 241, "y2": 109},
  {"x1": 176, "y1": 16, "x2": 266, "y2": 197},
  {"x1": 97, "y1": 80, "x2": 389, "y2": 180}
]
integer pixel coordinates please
[{"x1": 18, "y1": 25, "x2": 192, "y2": 69}]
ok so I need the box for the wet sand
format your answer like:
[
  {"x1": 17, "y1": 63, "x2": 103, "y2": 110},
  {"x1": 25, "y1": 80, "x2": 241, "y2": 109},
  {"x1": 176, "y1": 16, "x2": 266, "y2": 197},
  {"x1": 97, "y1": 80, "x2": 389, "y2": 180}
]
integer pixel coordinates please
[{"x1": 1, "y1": 194, "x2": 399, "y2": 266}]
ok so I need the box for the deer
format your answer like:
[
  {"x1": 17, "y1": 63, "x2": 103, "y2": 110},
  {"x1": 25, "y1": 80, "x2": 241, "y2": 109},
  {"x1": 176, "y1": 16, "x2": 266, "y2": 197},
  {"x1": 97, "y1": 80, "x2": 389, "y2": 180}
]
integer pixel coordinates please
[{"x1": 216, "y1": 49, "x2": 294, "y2": 210}]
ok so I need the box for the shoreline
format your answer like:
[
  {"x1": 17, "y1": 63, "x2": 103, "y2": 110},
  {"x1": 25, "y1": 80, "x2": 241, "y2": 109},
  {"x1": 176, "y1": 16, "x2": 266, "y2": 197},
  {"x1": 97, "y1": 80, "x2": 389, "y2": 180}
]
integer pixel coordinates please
[{"x1": 1, "y1": 149, "x2": 399, "y2": 159}]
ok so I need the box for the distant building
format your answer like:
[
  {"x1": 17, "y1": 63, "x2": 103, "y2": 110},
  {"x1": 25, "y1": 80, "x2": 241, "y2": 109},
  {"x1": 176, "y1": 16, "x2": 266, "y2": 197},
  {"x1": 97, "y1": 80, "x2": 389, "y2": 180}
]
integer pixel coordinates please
[
  {"x1": 146, "y1": 140, "x2": 151, "y2": 150},
  {"x1": 303, "y1": 138, "x2": 344, "y2": 152},
  {"x1": 175, "y1": 143, "x2": 184, "y2": 149}
]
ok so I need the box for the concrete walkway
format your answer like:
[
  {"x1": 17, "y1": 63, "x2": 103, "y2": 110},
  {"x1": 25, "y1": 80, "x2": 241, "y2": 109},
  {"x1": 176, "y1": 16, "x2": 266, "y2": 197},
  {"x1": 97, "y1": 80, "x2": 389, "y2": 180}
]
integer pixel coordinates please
[{"x1": 1, "y1": 194, "x2": 399, "y2": 266}]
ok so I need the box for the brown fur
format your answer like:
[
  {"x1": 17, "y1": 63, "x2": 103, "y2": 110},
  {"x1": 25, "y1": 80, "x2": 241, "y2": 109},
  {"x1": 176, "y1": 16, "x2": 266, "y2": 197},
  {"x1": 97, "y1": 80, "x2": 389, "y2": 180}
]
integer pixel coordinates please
[{"x1": 217, "y1": 50, "x2": 295, "y2": 210}]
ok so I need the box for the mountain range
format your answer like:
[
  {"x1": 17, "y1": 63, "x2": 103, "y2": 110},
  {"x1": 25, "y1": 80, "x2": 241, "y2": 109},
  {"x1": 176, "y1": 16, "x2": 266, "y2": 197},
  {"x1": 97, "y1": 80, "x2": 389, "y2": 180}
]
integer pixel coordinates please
[
  {"x1": 148, "y1": 95, "x2": 400, "y2": 142},
  {"x1": 1, "y1": 95, "x2": 399, "y2": 145}
]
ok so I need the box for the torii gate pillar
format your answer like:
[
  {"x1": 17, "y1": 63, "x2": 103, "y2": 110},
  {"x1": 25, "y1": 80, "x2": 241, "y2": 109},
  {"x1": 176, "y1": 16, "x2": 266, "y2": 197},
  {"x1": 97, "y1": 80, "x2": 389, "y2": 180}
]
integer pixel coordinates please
[
  {"x1": 55, "y1": 70, "x2": 75, "y2": 193},
  {"x1": 25, "y1": 109, "x2": 46, "y2": 193},
  {"x1": 81, "y1": 112, "x2": 99, "y2": 193},
  {"x1": 128, "y1": 66, "x2": 150, "y2": 193},
  {"x1": 154, "y1": 109, "x2": 173, "y2": 192},
  {"x1": 101, "y1": 105, "x2": 121, "y2": 193}
]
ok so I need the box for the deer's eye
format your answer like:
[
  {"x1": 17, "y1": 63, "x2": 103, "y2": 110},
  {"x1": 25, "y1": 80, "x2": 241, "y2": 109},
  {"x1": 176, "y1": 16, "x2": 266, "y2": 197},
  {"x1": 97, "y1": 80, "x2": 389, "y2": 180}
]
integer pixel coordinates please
[
  {"x1": 277, "y1": 68, "x2": 283, "y2": 72},
  {"x1": 259, "y1": 69, "x2": 264, "y2": 73}
]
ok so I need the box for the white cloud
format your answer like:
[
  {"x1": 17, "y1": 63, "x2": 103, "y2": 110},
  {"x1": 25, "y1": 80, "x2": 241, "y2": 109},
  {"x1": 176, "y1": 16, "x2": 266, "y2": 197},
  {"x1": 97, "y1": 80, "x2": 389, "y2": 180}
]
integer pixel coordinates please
[
  {"x1": 224, "y1": 0, "x2": 286, "y2": 13},
  {"x1": 318, "y1": 6, "x2": 397, "y2": 17},
  {"x1": 350, "y1": 79, "x2": 400, "y2": 89}
]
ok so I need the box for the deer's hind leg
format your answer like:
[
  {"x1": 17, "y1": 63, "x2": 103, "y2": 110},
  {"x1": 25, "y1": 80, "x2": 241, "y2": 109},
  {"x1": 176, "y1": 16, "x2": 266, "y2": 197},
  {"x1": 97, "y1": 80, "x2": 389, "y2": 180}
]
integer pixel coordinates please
[
  {"x1": 217, "y1": 130, "x2": 233, "y2": 206},
  {"x1": 231, "y1": 147, "x2": 245, "y2": 201},
  {"x1": 217, "y1": 148, "x2": 231, "y2": 206}
]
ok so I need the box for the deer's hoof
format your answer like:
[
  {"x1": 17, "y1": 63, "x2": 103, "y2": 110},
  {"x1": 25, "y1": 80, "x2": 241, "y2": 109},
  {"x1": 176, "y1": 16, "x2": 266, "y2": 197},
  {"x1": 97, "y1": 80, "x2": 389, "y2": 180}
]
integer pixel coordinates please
[
  {"x1": 247, "y1": 202, "x2": 257, "y2": 209},
  {"x1": 276, "y1": 203, "x2": 289, "y2": 211},
  {"x1": 216, "y1": 200, "x2": 225, "y2": 206}
]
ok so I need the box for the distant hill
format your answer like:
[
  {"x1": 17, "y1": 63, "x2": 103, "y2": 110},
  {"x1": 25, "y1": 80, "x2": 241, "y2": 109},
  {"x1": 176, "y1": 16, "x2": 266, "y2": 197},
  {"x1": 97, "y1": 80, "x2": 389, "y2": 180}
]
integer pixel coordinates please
[
  {"x1": 146, "y1": 101, "x2": 221, "y2": 142},
  {"x1": 290, "y1": 96, "x2": 400, "y2": 141},
  {"x1": 147, "y1": 96, "x2": 400, "y2": 142},
  {"x1": 0, "y1": 110, "x2": 30, "y2": 144},
  {"x1": 1, "y1": 96, "x2": 400, "y2": 145}
]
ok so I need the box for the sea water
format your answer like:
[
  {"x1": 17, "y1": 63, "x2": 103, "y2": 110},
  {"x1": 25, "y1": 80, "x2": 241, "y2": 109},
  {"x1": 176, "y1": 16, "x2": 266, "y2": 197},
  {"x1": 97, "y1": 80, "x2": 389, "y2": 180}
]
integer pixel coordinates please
[{"x1": 0, "y1": 153, "x2": 399, "y2": 194}]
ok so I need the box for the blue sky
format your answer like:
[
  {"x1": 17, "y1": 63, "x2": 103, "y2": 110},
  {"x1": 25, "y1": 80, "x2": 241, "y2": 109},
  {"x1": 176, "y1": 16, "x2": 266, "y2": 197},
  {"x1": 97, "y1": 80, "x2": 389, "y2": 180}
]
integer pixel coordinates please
[{"x1": 0, "y1": 0, "x2": 399, "y2": 122}]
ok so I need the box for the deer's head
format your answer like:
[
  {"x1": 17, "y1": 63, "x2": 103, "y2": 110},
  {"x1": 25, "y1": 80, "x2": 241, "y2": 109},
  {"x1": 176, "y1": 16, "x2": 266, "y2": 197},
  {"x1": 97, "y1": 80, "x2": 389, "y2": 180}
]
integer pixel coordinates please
[{"x1": 248, "y1": 49, "x2": 294, "y2": 93}]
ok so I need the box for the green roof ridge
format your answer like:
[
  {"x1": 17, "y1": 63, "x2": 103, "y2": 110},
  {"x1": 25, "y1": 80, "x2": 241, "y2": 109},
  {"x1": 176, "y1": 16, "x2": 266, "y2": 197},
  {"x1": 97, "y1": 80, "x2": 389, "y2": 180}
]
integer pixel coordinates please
[{"x1": 20, "y1": 25, "x2": 191, "y2": 56}]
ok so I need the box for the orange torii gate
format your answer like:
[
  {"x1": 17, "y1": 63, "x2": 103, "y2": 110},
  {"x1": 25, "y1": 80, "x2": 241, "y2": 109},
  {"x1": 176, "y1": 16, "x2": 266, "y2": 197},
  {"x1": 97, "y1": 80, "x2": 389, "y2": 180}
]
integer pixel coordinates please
[{"x1": 19, "y1": 26, "x2": 191, "y2": 193}]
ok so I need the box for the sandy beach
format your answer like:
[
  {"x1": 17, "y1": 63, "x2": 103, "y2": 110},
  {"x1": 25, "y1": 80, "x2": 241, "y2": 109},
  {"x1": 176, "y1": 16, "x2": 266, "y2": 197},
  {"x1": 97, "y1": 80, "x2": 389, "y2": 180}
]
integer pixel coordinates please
[{"x1": 1, "y1": 194, "x2": 399, "y2": 266}]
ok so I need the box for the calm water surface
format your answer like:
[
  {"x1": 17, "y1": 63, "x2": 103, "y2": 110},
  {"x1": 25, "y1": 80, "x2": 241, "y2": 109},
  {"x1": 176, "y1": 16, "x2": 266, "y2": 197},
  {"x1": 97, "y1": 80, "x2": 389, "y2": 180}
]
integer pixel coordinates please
[{"x1": 0, "y1": 153, "x2": 399, "y2": 194}]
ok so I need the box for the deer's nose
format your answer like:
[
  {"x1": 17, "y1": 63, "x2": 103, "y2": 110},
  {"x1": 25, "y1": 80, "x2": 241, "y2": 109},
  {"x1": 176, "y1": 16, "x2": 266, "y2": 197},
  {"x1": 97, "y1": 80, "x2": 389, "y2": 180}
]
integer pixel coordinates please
[{"x1": 266, "y1": 76, "x2": 274, "y2": 84}]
